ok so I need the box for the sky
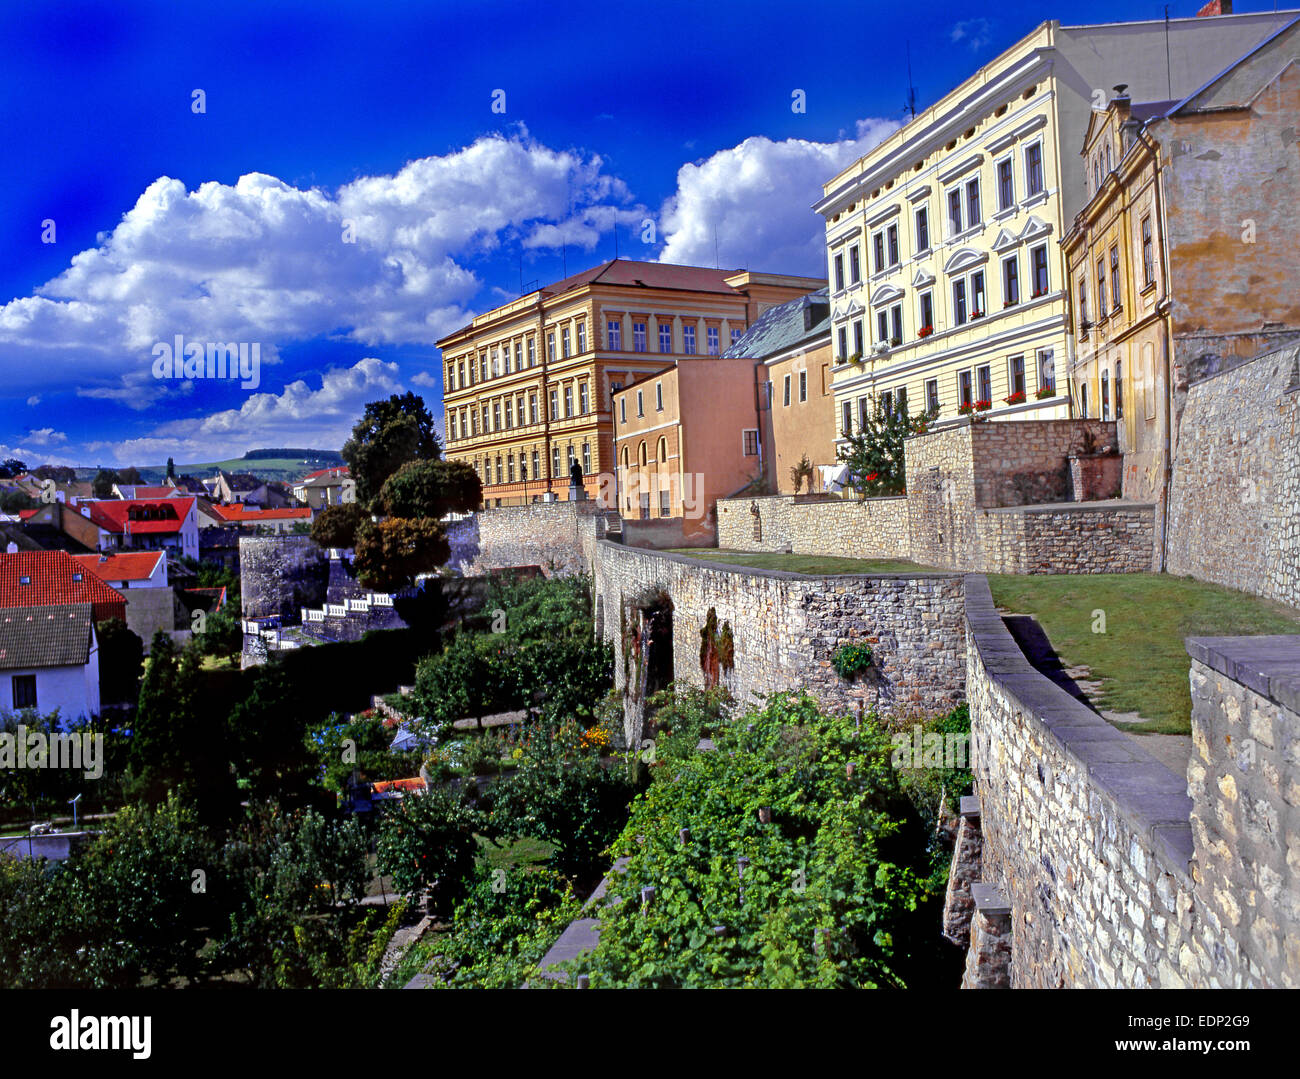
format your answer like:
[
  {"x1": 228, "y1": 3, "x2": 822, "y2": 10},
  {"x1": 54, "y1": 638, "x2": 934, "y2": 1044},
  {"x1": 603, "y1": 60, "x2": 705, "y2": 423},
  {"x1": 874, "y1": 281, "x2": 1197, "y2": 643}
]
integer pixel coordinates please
[{"x1": 0, "y1": 0, "x2": 1276, "y2": 469}]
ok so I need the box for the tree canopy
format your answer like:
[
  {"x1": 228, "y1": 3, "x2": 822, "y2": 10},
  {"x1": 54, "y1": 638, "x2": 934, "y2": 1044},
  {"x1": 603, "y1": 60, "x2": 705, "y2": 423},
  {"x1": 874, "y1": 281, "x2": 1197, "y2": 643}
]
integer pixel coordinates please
[{"x1": 837, "y1": 397, "x2": 937, "y2": 497}]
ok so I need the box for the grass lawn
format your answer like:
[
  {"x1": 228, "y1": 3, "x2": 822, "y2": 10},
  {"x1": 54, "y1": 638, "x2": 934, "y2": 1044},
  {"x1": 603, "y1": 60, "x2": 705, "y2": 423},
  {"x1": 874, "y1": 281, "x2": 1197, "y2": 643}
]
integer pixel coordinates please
[
  {"x1": 988, "y1": 573, "x2": 1300, "y2": 734},
  {"x1": 665, "y1": 549, "x2": 938, "y2": 575},
  {"x1": 475, "y1": 834, "x2": 557, "y2": 872}
]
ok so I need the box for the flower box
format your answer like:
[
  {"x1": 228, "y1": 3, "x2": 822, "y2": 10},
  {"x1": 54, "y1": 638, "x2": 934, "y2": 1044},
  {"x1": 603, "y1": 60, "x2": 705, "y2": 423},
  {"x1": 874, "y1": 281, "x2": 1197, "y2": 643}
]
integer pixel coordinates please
[
  {"x1": 1035, "y1": 387, "x2": 1057, "y2": 400},
  {"x1": 974, "y1": 399, "x2": 992, "y2": 411},
  {"x1": 918, "y1": 325, "x2": 934, "y2": 338},
  {"x1": 1003, "y1": 300, "x2": 1017, "y2": 308},
  {"x1": 970, "y1": 310, "x2": 985, "y2": 320},
  {"x1": 957, "y1": 402, "x2": 975, "y2": 415},
  {"x1": 1003, "y1": 390, "x2": 1026, "y2": 405}
]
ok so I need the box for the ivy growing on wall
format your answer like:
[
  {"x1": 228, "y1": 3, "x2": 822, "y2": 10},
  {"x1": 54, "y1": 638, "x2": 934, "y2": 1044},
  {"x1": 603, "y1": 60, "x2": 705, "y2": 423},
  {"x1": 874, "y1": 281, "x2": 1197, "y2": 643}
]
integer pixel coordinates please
[{"x1": 699, "y1": 607, "x2": 735, "y2": 690}]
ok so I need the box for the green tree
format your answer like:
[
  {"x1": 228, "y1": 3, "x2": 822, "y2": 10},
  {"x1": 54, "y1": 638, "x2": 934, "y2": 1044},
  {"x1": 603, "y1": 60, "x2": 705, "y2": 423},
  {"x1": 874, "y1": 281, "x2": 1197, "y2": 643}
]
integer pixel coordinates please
[
  {"x1": 0, "y1": 489, "x2": 36, "y2": 513},
  {"x1": 836, "y1": 397, "x2": 937, "y2": 497},
  {"x1": 379, "y1": 458, "x2": 481, "y2": 519},
  {"x1": 376, "y1": 785, "x2": 481, "y2": 904},
  {"x1": 353, "y1": 517, "x2": 449, "y2": 591},
  {"x1": 310, "y1": 501, "x2": 367, "y2": 549},
  {"x1": 0, "y1": 457, "x2": 26, "y2": 478},
  {"x1": 96, "y1": 618, "x2": 144, "y2": 704},
  {"x1": 342, "y1": 392, "x2": 442, "y2": 508},
  {"x1": 166, "y1": 456, "x2": 176, "y2": 480},
  {"x1": 91, "y1": 468, "x2": 118, "y2": 498},
  {"x1": 117, "y1": 466, "x2": 143, "y2": 485}
]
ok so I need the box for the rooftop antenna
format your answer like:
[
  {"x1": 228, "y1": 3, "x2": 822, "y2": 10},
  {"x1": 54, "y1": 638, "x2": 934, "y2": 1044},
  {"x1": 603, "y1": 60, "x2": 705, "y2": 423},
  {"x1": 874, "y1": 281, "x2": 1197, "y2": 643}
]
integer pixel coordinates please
[
  {"x1": 904, "y1": 43, "x2": 918, "y2": 121},
  {"x1": 714, "y1": 225, "x2": 720, "y2": 270},
  {"x1": 1164, "y1": 6, "x2": 1173, "y2": 100}
]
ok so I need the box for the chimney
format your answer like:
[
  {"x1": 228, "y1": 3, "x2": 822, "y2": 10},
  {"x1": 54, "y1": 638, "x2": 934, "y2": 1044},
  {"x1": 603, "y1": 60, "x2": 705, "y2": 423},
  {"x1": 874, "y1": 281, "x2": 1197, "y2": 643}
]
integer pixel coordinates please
[{"x1": 1196, "y1": 0, "x2": 1232, "y2": 15}]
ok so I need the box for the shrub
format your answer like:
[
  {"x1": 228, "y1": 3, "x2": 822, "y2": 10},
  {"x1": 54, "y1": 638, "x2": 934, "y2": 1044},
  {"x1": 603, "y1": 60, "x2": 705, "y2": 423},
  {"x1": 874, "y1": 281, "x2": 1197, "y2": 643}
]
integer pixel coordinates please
[{"x1": 831, "y1": 642, "x2": 874, "y2": 680}]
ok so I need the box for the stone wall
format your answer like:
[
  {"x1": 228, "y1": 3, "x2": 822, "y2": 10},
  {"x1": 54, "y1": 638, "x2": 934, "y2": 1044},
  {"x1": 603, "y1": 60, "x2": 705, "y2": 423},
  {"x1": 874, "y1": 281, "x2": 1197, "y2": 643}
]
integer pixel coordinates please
[
  {"x1": 593, "y1": 541, "x2": 966, "y2": 747},
  {"x1": 716, "y1": 495, "x2": 909, "y2": 559},
  {"x1": 1185, "y1": 635, "x2": 1300, "y2": 986},
  {"x1": 240, "y1": 535, "x2": 330, "y2": 620},
  {"x1": 1166, "y1": 344, "x2": 1300, "y2": 609},
  {"x1": 976, "y1": 502, "x2": 1155, "y2": 574},
  {"x1": 445, "y1": 500, "x2": 607, "y2": 577},
  {"x1": 968, "y1": 419, "x2": 1116, "y2": 508},
  {"x1": 958, "y1": 574, "x2": 1298, "y2": 987}
]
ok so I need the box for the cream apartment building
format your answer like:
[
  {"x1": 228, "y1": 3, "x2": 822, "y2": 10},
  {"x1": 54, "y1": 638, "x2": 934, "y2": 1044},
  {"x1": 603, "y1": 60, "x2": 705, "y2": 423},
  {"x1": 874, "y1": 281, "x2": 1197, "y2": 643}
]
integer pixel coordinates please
[{"x1": 813, "y1": 10, "x2": 1298, "y2": 452}]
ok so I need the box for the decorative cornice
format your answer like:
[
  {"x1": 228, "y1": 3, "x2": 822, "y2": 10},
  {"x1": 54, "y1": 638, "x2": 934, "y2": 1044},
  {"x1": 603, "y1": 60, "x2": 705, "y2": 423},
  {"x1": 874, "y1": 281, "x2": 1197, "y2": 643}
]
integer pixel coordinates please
[
  {"x1": 866, "y1": 202, "x2": 902, "y2": 228},
  {"x1": 911, "y1": 266, "x2": 936, "y2": 289},
  {"x1": 943, "y1": 246, "x2": 990, "y2": 275},
  {"x1": 906, "y1": 184, "x2": 932, "y2": 204},
  {"x1": 871, "y1": 284, "x2": 906, "y2": 309},
  {"x1": 937, "y1": 153, "x2": 985, "y2": 186}
]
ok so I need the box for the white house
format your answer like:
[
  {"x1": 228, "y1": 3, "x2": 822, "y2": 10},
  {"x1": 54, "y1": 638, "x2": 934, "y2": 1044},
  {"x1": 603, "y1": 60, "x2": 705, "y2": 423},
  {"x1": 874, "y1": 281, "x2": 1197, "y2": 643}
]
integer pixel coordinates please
[{"x1": 0, "y1": 603, "x2": 100, "y2": 723}]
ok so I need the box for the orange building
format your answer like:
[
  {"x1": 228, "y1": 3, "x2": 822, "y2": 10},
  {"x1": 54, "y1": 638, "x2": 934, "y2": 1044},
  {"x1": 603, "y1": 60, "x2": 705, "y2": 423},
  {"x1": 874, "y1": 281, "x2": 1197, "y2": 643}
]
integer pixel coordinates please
[
  {"x1": 436, "y1": 259, "x2": 823, "y2": 507},
  {"x1": 612, "y1": 358, "x2": 768, "y2": 538}
]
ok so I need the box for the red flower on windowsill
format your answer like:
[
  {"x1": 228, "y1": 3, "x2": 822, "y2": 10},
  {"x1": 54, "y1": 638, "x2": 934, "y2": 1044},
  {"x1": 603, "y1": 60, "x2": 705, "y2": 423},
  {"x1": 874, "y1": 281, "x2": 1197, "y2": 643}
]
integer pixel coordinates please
[
  {"x1": 1004, "y1": 390, "x2": 1026, "y2": 405},
  {"x1": 863, "y1": 472, "x2": 879, "y2": 483},
  {"x1": 974, "y1": 399, "x2": 993, "y2": 411},
  {"x1": 1031, "y1": 288, "x2": 1047, "y2": 299},
  {"x1": 918, "y1": 325, "x2": 934, "y2": 338},
  {"x1": 1035, "y1": 386, "x2": 1057, "y2": 399},
  {"x1": 957, "y1": 402, "x2": 975, "y2": 415},
  {"x1": 970, "y1": 310, "x2": 985, "y2": 320},
  {"x1": 1004, "y1": 300, "x2": 1018, "y2": 308}
]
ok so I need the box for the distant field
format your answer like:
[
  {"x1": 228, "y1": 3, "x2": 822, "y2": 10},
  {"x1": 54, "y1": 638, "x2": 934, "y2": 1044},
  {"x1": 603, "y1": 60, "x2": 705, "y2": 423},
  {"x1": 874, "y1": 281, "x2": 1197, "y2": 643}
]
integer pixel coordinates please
[
  {"x1": 664, "y1": 549, "x2": 939, "y2": 575},
  {"x1": 64, "y1": 451, "x2": 343, "y2": 485}
]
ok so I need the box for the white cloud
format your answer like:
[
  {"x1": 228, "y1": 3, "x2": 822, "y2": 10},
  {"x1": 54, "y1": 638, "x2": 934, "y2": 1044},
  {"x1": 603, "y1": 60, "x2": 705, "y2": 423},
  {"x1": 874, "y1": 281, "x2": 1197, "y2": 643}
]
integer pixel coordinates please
[
  {"x1": 25, "y1": 396, "x2": 40, "y2": 407},
  {"x1": 656, "y1": 119, "x2": 900, "y2": 276},
  {"x1": 410, "y1": 371, "x2": 439, "y2": 388},
  {"x1": 951, "y1": 19, "x2": 992, "y2": 50},
  {"x1": 24, "y1": 428, "x2": 67, "y2": 446},
  {"x1": 0, "y1": 132, "x2": 646, "y2": 400}
]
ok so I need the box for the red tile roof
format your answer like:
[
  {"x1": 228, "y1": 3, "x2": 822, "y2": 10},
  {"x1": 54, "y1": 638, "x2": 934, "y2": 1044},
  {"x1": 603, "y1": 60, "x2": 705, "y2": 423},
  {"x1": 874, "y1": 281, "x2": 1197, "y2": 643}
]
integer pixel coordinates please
[
  {"x1": 542, "y1": 259, "x2": 746, "y2": 298},
  {"x1": 124, "y1": 485, "x2": 182, "y2": 499},
  {"x1": 210, "y1": 504, "x2": 312, "y2": 522},
  {"x1": 72, "y1": 550, "x2": 165, "y2": 583},
  {"x1": 0, "y1": 551, "x2": 127, "y2": 623},
  {"x1": 299, "y1": 466, "x2": 349, "y2": 482},
  {"x1": 84, "y1": 498, "x2": 196, "y2": 535}
]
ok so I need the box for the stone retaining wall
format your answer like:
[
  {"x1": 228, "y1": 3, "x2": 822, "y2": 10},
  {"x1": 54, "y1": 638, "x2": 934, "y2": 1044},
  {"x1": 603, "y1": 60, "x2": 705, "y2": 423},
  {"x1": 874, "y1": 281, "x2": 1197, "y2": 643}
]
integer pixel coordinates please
[
  {"x1": 594, "y1": 541, "x2": 966, "y2": 747},
  {"x1": 716, "y1": 495, "x2": 909, "y2": 559},
  {"x1": 958, "y1": 574, "x2": 1298, "y2": 987},
  {"x1": 445, "y1": 500, "x2": 606, "y2": 577},
  {"x1": 976, "y1": 503, "x2": 1156, "y2": 574},
  {"x1": 1167, "y1": 344, "x2": 1300, "y2": 608}
]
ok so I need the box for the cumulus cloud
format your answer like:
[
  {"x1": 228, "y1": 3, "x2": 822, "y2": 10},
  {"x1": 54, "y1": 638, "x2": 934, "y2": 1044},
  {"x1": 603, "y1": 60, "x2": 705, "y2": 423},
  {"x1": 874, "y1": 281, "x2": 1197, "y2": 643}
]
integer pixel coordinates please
[
  {"x1": 951, "y1": 19, "x2": 992, "y2": 51},
  {"x1": 409, "y1": 370, "x2": 439, "y2": 388},
  {"x1": 656, "y1": 118, "x2": 900, "y2": 276},
  {"x1": 23, "y1": 428, "x2": 67, "y2": 445},
  {"x1": 0, "y1": 133, "x2": 646, "y2": 400},
  {"x1": 26, "y1": 396, "x2": 40, "y2": 407}
]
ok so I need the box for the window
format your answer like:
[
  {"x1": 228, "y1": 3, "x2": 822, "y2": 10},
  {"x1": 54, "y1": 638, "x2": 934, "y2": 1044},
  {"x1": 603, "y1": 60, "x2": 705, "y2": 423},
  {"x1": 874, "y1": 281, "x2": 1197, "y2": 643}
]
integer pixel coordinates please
[
  {"x1": 849, "y1": 245, "x2": 861, "y2": 284},
  {"x1": 872, "y1": 232, "x2": 885, "y2": 274},
  {"x1": 834, "y1": 252, "x2": 845, "y2": 291},
  {"x1": 1080, "y1": 382, "x2": 1089, "y2": 418},
  {"x1": 1024, "y1": 141, "x2": 1044, "y2": 197},
  {"x1": 841, "y1": 400, "x2": 852, "y2": 436},
  {"x1": 965, "y1": 177, "x2": 981, "y2": 227},
  {"x1": 887, "y1": 224, "x2": 900, "y2": 267},
  {"x1": 507, "y1": 455, "x2": 515, "y2": 483},
  {"x1": 971, "y1": 271, "x2": 986, "y2": 317},
  {"x1": 582, "y1": 442, "x2": 591, "y2": 475},
  {"x1": 1115, "y1": 360, "x2": 1124, "y2": 420},
  {"x1": 549, "y1": 388, "x2": 558, "y2": 418},
  {"x1": 577, "y1": 323, "x2": 586, "y2": 353},
  {"x1": 799, "y1": 369, "x2": 807, "y2": 402},
  {"x1": 659, "y1": 486, "x2": 670, "y2": 518},
  {"x1": 953, "y1": 278, "x2": 968, "y2": 325},
  {"x1": 1110, "y1": 246, "x2": 1121, "y2": 311},
  {"x1": 837, "y1": 326, "x2": 848, "y2": 360},
  {"x1": 529, "y1": 393, "x2": 538, "y2": 424},
  {"x1": 504, "y1": 400, "x2": 513, "y2": 429},
  {"x1": 515, "y1": 342, "x2": 523, "y2": 370},
  {"x1": 1037, "y1": 348, "x2": 1055, "y2": 393},
  {"x1": 742, "y1": 429, "x2": 759, "y2": 456},
  {"x1": 450, "y1": 413, "x2": 458, "y2": 440},
  {"x1": 561, "y1": 327, "x2": 571, "y2": 358},
  {"x1": 607, "y1": 320, "x2": 621, "y2": 351},
  {"x1": 852, "y1": 319, "x2": 864, "y2": 356},
  {"x1": 634, "y1": 322, "x2": 647, "y2": 352},
  {"x1": 877, "y1": 309, "x2": 889, "y2": 343},
  {"x1": 881, "y1": 390, "x2": 893, "y2": 416},
  {"x1": 947, "y1": 188, "x2": 964, "y2": 236},
  {"x1": 1141, "y1": 216, "x2": 1154, "y2": 286},
  {"x1": 491, "y1": 350, "x2": 500, "y2": 377},
  {"x1": 890, "y1": 303, "x2": 903, "y2": 345},
  {"x1": 659, "y1": 322, "x2": 672, "y2": 353},
  {"x1": 1098, "y1": 257, "x2": 1109, "y2": 319},
  {"x1": 1030, "y1": 244, "x2": 1049, "y2": 297},
  {"x1": 997, "y1": 157, "x2": 1015, "y2": 211},
  {"x1": 707, "y1": 326, "x2": 719, "y2": 355},
  {"x1": 547, "y1": 333, "x2": 555, "y2": 361},
  {"x1": 958, "y1": 369, "x2": 973, "y2": 408},
  {"x1": 579, "y1": 382, "x2": 589, "y2": 414},
  {"x1": 620, "y1": 397, "x2": 626, "y2": 423},
  {"x1": 926, "y1": 378, "x2": 940, "y2": 413},
  {"x1": 857, "y1": 396, "x2": 869, "y2": 431},
  {"x1": 655, "y1": 381, "x2": 663, "y2": 411},
  {"x1": 731, "y1": 328, "x2": 742, "y2": 346},
  {"x1": 564, "y1": 385, "x2": 573, "y2": 417},
  {"x1": 1077, "y1": 277, "x2": 1090, "y2": 333},
  {"x1": 1008, "y1": 354, "x2": 1026, "y2": 397},
  {"x1": 553, "y1": 445, "x2": 561, "y2": 478},
  {"x1": 636, "y1": 389, "x2": 644, "y2": 417},
  {"x1": 977, "y1": 364, "x2": 992, "y2": 405},
  {"x1": 532, "y1": 450, "x2": 539, "y2": 479},
  {"x1": 783, "y1": 374, "x2": 791, "y2": 407},
  {"x1": 12, "y1": 674, "x2": 36, "y2": 710},
  {"x1": 1003, "y1": 254, "x2": 1020, "y2": 306},
  {"x1": 915, "y1": 206, "x2": 930, "y2": 253},
  {"x1": 493, "y1": 401, "x2": 501, "y2": 430},
  {"x1": 479, "y1": 355, "x2": 487, "y2": 381},
  {"x1": 1101, "y1": 370, "x2": 1111, "y2": 420},
  {"x1": 528, "y1": 337, "x2": 536, "y2": 366},
  {"x1": 683, "y1": 325, "x2": 696, "y2": 354},
  {"x1": 495, "y1": 456, "x2": 503, "y2": 485},
  {"x1": 919, "y1": 290, "x2": 934, "y2": 332}
]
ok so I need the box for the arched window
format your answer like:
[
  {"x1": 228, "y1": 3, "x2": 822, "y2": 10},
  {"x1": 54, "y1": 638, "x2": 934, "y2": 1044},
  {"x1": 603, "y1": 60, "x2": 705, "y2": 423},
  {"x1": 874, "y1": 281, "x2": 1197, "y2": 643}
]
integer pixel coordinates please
[
  {"x1": 621, "y1": 446, "x2": 629, "y2": 469},
  {"x1": 638, "y1": 441, "x2": 647, "y2": 466},
  {"x1": 657, "y1": 437, "x2": 668, "y2": 464}
]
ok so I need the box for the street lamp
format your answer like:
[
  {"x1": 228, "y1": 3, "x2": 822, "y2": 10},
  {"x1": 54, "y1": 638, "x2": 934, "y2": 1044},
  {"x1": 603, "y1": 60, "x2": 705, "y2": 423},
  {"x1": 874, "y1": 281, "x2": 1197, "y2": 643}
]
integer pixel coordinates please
[{"x1": 68, "y1": 792, "x2": 82, "y2": 832}]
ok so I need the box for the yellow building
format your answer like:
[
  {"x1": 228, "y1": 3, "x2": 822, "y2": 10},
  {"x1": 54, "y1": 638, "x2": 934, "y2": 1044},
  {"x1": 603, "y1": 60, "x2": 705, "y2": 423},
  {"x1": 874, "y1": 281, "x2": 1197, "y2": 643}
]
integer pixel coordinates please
[
  {"x1": 437, "y1": 259, "x2": 821, "y2": 507},
  {"x1": 812, "y1": 11, "x2": 1298, "y2": 453}
]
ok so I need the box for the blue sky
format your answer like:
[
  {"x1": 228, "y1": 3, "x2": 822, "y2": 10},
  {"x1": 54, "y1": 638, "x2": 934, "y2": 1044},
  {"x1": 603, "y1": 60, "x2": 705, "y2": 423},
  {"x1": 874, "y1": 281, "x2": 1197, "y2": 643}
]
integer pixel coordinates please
[{"x1": 0, "y1": 0, "x2": 1267, "y2": 468}]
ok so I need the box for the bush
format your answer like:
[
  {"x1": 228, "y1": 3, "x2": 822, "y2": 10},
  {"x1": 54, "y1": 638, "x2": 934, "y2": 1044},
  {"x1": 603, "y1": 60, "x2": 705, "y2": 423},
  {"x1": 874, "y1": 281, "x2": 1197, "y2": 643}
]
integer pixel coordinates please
[
  {"x1": 831, "y1": 642, "x2": 874, "y2": 680},
  {"x1": 376, "y1": 785, "x2": 482, "y2": 903}
]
